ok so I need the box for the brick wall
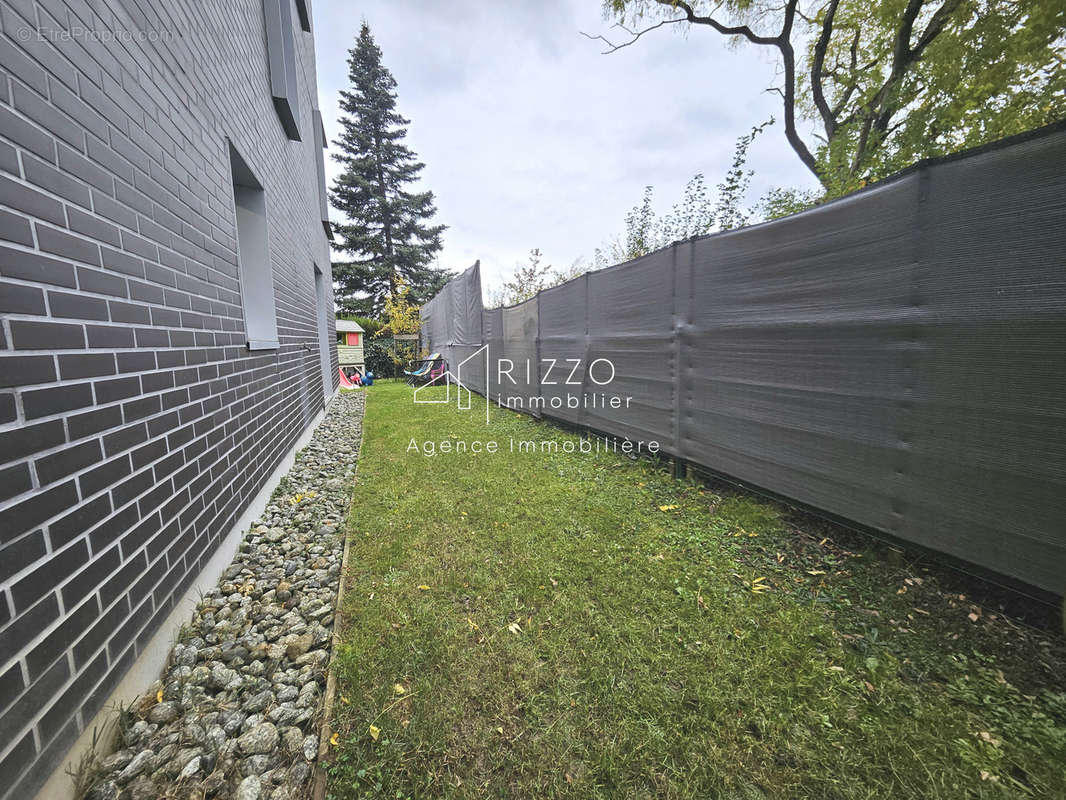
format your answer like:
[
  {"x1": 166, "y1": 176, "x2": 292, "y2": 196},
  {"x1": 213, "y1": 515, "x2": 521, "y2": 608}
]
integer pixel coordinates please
[{"x1": 0, "y1": 1, "x2": 336, "y2": 796}]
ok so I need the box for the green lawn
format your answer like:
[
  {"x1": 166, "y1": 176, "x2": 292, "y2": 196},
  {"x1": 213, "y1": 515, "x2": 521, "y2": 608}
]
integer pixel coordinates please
[{"x1": 326, "y1": 381, "x2": 1065, "y2": 800}]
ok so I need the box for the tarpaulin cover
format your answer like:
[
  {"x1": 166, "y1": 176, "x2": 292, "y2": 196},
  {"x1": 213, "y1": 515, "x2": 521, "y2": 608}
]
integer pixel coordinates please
[
  {"x1": 421, "y1": 261, "x2": 486, "y2": 391},
  {"x1": 421, "y1": 123, "x2": 1066, "y2": 594}
]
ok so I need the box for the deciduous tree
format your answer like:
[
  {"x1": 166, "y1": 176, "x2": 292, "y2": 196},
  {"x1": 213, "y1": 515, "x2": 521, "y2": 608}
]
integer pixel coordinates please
[{"x1": 595, "y1": 0, "x2": 1065, "y2": 195}]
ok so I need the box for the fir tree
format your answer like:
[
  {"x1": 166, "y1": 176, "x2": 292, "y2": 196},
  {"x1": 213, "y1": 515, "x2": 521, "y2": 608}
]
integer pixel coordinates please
[{"x1": 329, "y1": 22, "x2": 449, "y2": 316}]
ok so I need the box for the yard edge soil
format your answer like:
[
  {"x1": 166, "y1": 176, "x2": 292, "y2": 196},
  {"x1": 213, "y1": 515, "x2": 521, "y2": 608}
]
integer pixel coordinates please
[{"x1": 84, "y1": 390, "x2": 365, "y2": 800}]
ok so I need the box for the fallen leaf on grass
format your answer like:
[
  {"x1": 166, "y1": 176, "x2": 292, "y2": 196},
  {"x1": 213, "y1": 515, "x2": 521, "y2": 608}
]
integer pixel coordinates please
[
  {"x1": 368, "y1": 725, "x2": 380, "y2": 741},
  {"x1": 967, "y1": 612, "x2": 980, "y2": 622},
  {"x1": 340, "y1": 696, "x2": 350, "y2": 705},
  {"x1": 329, "y1": 732, "x2": 339, "y2": 746},
  {"x1": 156, "y1": 689, "x2": 163, "y2": 703},
  {"x1": 507, "y1": 622, "x2": 522, "y2": 635},
  {"x1": 418, "y1": 585, "x2": 431, "y2": 591},
  {"x1": 658, "y1": 504, "x2": 679, "y2": 511},
  {"x1": 807, "y1": 570, "x2": 826, "y2": 576}
]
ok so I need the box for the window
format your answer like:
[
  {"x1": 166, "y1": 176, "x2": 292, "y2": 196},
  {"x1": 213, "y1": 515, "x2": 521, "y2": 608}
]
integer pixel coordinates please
[
  {"x1": 313, "y1": 264, "x2": 333, "y2": 400},
  {"x1": 313, "y1": 109, "x2": 332, "y2": 239},
  {"x1": 229, "y1": 143, "x2": 279, "y2": 350},
  {"x1": 294, "y1": 0, "x2": 311, "y2": 32},
  {"x1": 263, "y1": 0, "x2": 301, "y2": 140}
]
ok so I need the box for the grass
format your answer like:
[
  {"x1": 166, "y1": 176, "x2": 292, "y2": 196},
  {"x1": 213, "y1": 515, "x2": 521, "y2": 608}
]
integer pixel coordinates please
[{"x1": 326, "y1": 380, "x2": 1066, "y2": 800}]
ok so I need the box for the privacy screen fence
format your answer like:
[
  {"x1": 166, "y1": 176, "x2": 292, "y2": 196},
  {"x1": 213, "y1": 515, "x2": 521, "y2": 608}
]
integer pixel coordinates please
[{"x1": 421, "y1": 123, "x2": 1066, "y2": 595}]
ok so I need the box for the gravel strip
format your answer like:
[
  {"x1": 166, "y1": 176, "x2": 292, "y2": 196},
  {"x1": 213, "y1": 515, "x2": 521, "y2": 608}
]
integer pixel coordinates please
[{"x1": 88, "y1": 390, "x2": 365, "y2": 800}]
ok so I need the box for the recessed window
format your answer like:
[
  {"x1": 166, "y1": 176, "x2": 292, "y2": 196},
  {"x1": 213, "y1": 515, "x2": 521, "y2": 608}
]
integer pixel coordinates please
[
  {"x1": 313, "y1": 109, "x2": 332, "y2": 239},
  {"x1": 263, "y1": 0, "x2": 301, "y2": 140},
  {"x1": 229, "y1": 143, "x2": 279, "y2": 351},
  {"x1": 295, "y1": 0, "x2": 311, "y2": 32},
  {"x1": 313, "y1": 263, "x2": 333, "y2": 400}
]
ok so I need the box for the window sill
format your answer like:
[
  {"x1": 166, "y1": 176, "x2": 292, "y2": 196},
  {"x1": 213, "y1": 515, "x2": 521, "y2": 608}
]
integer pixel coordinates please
[{"x1": 247, "y1": 339, "x2": 281, "y2": 351}]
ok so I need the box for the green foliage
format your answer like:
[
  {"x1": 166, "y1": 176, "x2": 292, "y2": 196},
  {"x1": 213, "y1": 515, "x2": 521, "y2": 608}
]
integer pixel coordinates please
[
  {"x1": 378, "y1": 279, "x2": 422, "y2": 338},
  {"x1": 712, "y1": 117, "x2": 773, "y2": 231},
  {"x1": 594, "y1": 121, "x2": 770, "y2": 265},
  {"x1": 374, "y1": 279, "x2": 424, "y2": 371},
  {"x1": 492, "y1": 248, "x2": 554, "y2": 307},
  {"x1": 339, "y1": 315, "x2": 385, "y2": 338},
  {"x1": 488, "y1": 252, "x2": 594, "y2": 309},
  {"x1": 603, "y1": 0, "x2": 1066, "y2": 196},
  {"x1": 329, "y1": 22, "x2": 451, "y2": 316},
  {"x1": 755, "y1": 186, "x2": 822, "y2": 221},
  {"x1": 810, "y1": 0, "x2": 1066, "y2": 194},
  {"x1": 363, "y1": 340, "x2": 398, "y2": 377}
]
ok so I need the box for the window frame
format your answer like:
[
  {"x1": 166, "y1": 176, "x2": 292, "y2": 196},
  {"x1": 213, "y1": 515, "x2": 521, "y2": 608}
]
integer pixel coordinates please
[
  {"x1": 313, "y1": 109, "x2": 332, "y2": 239},
  {"x1": 229, "y1": 142, "x2": 280, "y2": 352},
  {"x1": 294, "y1": 0, "x2": 311, "y2": 32},
  {"x1": 263, "y1": 0, "x2": 302, "y2": 141}
]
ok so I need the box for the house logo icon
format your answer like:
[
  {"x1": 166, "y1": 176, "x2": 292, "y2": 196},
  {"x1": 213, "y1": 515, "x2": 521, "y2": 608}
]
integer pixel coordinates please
[{"x1": 412, "y1": 345, "x2": 491, "y2": 423}]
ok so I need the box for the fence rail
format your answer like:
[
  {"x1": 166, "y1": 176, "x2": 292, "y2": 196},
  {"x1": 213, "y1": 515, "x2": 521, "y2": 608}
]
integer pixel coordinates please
[{"x1": 421, "y1": 122, "x2": 1066, "y2": 595}]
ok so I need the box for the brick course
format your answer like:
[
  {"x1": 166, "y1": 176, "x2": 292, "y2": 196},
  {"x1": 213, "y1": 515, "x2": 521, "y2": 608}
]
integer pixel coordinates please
[{"x1": 0, "y1": 1, "x2": 337, "y2": 796}]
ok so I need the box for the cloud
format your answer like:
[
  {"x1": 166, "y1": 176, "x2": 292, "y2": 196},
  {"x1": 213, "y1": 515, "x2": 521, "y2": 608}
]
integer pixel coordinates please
[{"x1": 313, "y1": 0, "x2": 821, "y2": 293}]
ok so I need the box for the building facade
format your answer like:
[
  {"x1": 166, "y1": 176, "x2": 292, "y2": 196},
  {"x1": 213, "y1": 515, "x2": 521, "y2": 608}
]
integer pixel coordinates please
[{"x1": 0, "y1": 1, "x2": 337, "y2": 796}]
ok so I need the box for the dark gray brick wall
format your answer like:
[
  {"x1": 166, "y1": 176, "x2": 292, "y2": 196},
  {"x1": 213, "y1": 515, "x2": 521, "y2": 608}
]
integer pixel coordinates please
[{"x1": 0, "y1": 1, "x2": 337, "y2": 796}]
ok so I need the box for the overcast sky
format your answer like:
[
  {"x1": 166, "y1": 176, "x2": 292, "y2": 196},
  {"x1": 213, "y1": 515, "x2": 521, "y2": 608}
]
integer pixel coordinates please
[{"x1": 311, "y1": 0, "x2": 821, "y2": 294}]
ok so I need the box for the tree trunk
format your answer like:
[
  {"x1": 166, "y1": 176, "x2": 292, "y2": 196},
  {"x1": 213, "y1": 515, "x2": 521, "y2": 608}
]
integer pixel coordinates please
[{"x1": 372, "y1": 129, "x2": 395, "y2": 295}]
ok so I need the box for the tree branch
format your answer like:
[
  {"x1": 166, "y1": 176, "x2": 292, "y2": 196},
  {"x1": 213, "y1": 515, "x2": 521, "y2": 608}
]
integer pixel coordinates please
[
  {"x1": 777, "y1": 0, "x2": 823, "y2": 182},
  {"x1": 911, "y1": 0, "x2": 963, "y2": 61},
  {"x1": 870, "y1": 0, "x2": 962, "y2": 138},
  {"x1": 655, "y1": 0, "x2": 823, "y2": 184},
  {"x1": 579, "y1": 18, "x2": 686, "y2": 54},
  {"x1": 595, "y1": 0, "x2": 825, "y2": 185},
  {"x1": 811, "y1": 0, "x2": 842, "y2": 139},
  {"x1": 653, "y1": 0, "x2": 780, "y2": 46}
]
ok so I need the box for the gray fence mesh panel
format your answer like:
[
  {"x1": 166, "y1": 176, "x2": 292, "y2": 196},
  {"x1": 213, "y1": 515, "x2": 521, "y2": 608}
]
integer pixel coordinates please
[
  {"x1": 482, "y1": 307, "x2": 504, "y2": 405},
  {"x1": 902, "y1": 131, "x2": 1066, "y2": 592},
  {"x1": 421, "y1": 261, "x2": 484, "y2": 388},
  {"x1": 681, "y1": 175, "x2": 919, "y2": 535},
  {"x1": 538, "y1": 276, "x2": 588, "y2": 425},
  {"x1": 421, "y1": 123, "x2": 1066, "y2": 594},
  {"x1": 501, "y1": 299, "x2": 540, "y2": 412},
  {"x1": 587, "y1": 251, "x2": 677, "y2": 446}
]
